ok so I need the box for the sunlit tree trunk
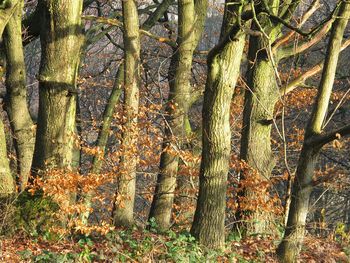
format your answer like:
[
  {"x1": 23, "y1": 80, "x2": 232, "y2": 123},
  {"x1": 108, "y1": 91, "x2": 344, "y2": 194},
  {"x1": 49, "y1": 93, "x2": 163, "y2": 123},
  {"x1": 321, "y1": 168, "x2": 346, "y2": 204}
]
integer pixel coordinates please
[
  {"x1": 31, "y1": 0, "x2": 83, "y2": 172},
  {"x1": 112, "y1": 0, "x2": 141, "y2": 227},
  {"x1": 3, "y1": 0, "x2": 34, "y2": 191},
  {"x1": 149, "y1": 0, "x2": 207, "y2": 231},
  {"x1": 0, "y1": 0, "x2": 20, "y2": 37},
  {"x1": 278, "y1": 2, "x2": 350, "y2": 262},
  {"x1": 80, "y1": 0, "x2": 173, "y2": 225},
  {"x1": 190, "y1": 0, "x2": 246, "y2": 249}
]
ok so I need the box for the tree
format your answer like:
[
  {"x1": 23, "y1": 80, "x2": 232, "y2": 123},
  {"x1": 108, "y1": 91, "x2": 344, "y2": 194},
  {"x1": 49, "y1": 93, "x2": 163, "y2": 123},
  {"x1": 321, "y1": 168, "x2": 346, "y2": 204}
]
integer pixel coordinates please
[
  {"x1": 31, "y1": 0, "x2": 83, "y2": 175},
  {"x1": 190, "y1": 0, "x2": 247, "y2": 249},
  {"x1": 3, "y1": 0, "x2": 34, "y2": 191},
  {"x1": 112, "y1": 0, "x2": 141, "y2": 227},
  {"x1": 149, "y1": 0, "x2": 208, "y2": 231},
  {"x1": 277, "y1": 1, "x2": 350, "y2": 262},
  {"x1": 0, "y1": 0, "x2": 20, "y2": 37},
  {"x1": 237, "y1": 0, "x2": 332, "y2": 234}
]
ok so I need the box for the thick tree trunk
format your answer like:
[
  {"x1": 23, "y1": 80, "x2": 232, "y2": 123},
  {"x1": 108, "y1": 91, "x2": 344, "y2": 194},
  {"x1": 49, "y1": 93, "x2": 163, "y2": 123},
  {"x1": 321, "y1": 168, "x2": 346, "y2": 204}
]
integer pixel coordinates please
[
  {"x1": 112, "y1": 0, "x2": 141, "y2": 228},
  {"x1": 32, "y1": 0, "x2": 83, "y2": 172},
  {"x1": 238, "y1": 30, "x2": 279, "y2": 235},
  {"x1": 190, "y1": 1, "x2": 246, "y2": 248},
  {"x1": 277, "y1": 2, "x2": 350, "y2": 262},
  {"x1": 148, "y1": 0, "x2": 207, "y2": 231},
  {"x1": 3, "y1": 0, "x2": 34, "y2": 191}
]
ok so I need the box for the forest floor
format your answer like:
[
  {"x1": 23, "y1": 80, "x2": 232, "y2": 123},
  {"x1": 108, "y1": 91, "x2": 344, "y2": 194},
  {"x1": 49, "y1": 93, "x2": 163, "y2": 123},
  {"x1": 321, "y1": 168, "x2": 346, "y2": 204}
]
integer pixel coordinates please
[{"x1": 1, "y1": 228, "x2": 349, "y2": 262}]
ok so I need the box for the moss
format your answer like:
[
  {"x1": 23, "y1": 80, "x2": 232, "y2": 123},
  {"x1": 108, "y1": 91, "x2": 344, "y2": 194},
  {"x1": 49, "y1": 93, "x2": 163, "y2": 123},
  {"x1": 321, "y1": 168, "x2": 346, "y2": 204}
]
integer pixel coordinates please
[{"x1": 0, "y1": 191, "x2": 60, "y2": 237}]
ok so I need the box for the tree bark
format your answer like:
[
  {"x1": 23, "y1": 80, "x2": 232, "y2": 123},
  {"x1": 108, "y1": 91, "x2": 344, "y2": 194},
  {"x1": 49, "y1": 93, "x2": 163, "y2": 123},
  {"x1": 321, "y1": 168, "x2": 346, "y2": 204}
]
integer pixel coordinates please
[
  {"x1": 3, "y1": 0, "x2": 34, "y2": 191},
  {"x1": 0, "y1": 115, "x2": 15, "y2": 195},
  {"x1": 277, "y1": 2, "x2": 350, "y2": 262},
  {"x1": 190, "y1": 0, "x2": 246, "y2": 249},
  {"x1": 112, "y1": 0, "x2": 141, "y2": 228},
  {"x1": 0, "y1": 0, "x2": 20, "y2": 37},
  {"x1": 238, "y1": 24, "x2": 279, "y2": 235},
  {"x1": 148, "y1": 0, "x2": 207, "y2": 231},
  {"x1": 31, "y1": 0, "x2": 83, "y2": 172}
]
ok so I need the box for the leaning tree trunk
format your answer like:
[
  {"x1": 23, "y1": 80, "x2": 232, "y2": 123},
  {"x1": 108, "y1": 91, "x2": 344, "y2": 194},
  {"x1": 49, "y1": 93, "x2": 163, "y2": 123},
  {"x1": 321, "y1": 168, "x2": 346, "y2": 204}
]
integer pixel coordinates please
[
  {"x1": 277, "y1": 2, "x2": 350, "y2": 262},
  {"x1": 112, "y1": 0, "x2": 141, "y2": 228},
  {"x1": 3, "y1": 0, "x2": 34, "y2": 191},
  {"x1": 148, "y1": 0, "x2": 207, "y2": 231},
  {"x1": 190, "y1": 0, "x2": 246, "y2": 249},
  {"x1": 31, "y1": 0, "x2": 83, "y2": 173}
]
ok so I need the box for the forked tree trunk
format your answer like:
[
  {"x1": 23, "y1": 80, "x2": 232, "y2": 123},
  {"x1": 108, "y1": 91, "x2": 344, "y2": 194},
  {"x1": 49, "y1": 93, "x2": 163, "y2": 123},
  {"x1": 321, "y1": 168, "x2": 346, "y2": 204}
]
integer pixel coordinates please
[
  {"x1": 112, "y1": 0, "x2": 141, "y2": 227},
  {"x1": 190, "y1": 0, "x2": 246, "y2": 249},
  {"x1": 277, "y1": 2, "x2": 350, "y2": 262},
  {"x1": 149, "y1": 0, "x2": 207, "y2": 231},
  {"x1": 3, "y1": 0, "x2": 34, "y2": 191},
  {"x1": 32, "y1": 0, "x2": 83, "y2": 173}
]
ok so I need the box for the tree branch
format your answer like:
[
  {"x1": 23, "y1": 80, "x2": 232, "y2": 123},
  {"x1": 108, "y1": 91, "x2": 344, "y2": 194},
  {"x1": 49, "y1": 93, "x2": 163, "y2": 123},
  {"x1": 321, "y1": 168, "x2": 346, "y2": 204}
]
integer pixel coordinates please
[{"x1": 306, "y1": 124, "x2": 350, "y2": 147}]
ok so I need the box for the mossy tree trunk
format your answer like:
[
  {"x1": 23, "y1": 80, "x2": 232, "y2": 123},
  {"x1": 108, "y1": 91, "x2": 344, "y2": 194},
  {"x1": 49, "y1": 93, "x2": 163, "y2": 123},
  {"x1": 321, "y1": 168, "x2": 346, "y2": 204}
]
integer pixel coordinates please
[
  {"x1": 239, "y1": 13, "x2": 280, "y2": 235},
  {"x1": 0, "y1": 0, "x2": 20, "y2": 37},
  {"x1": 112, "y1": 0, "x2": 141, "y2": 228},
  {"x1": 277, "y1": 2, "x2": 350, "y2": 262},
  {"x1": 31, "y1": 0, "x2": 83, "y2": 172},
  {"x1": 148, "y1": 0, "x2": 208, "y2": 231},
  {"x1": 237, "y1": 0, "x2": 304, "y2": 235},
  {"x1": 190, "y1": 0, "x2": 246, "y2": 249},
  {"x1": 3, "y1": 0, "x2": 34, "y2": 191},
  {"x1": 0, "y1": 116, "x2": 15, "y2": 195}
]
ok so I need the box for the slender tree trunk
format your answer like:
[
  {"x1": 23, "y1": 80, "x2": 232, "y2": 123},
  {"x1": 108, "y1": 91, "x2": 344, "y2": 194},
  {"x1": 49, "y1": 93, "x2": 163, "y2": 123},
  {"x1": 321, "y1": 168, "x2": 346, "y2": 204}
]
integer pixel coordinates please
[
  {"x1": 148, "y1": 0, "x2": 207, "y2": 231},
  {"x1": 31, "y1": 0, "x2": 83, "y2": 172},
  {"x1": 277, "y1": 2, "x2": 350, "y2": 262},
  {"x1": 112, "y1": 0, "x2": 141, "y2": 227},
  {"x1": 0, "y1": 115, "x2": 15, "y2": 195},
  {"x1": 190, "y1": 0, "x2": 246, "y2": 248},
  {"x1": 3, "y1": 0, "x2": 34, "y2": 191},
  {"x1": 79, "y1": 0, "x2": 173, "y2": 225}
]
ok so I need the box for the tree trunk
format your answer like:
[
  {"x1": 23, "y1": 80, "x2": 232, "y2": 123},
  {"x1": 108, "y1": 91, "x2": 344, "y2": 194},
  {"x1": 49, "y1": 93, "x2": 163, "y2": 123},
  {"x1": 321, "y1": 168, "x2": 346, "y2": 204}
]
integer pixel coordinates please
[
  {"x1": 0, "y1": 0, "x2": 20, "y2": 37},
  {"x1": 277, "y1": 2, "x2": 350, "y2": 262},
  {"x1": 190, "y1": 0, "x2": 246, "y2": 248},
  {"x1": 112, "y1": 0, "x2": 141, "y2": 228},
  {"x1": 238, "y1": 27, "x2": 279, "y2": 235},
  {"x1": 3, "y1": 0, "x2": 34, "y2": 191},
  {"x1": 148, "y1": 0, "x2": 207, "y2": 231},
  {"x1": 0, "y1": 115, "x2": 15, "y2": 195},
  {"x1": 32, "y1": 0, "x2": 83, "y2": 172}
]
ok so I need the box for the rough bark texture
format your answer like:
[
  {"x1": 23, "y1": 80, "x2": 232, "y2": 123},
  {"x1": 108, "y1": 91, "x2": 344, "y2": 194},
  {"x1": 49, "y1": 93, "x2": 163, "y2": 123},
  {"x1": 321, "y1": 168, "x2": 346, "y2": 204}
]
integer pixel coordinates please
[
  {"x1": 239, "y1": 26, "x2": 279, "y2": 235},
  {"x1": 190, "y1": 0, "x2": 246, "y2": 248},
  {"x1": 149, "y1": 0, "x2": 207, "y2": 231},
  {"x1": 32, "y1": 0, "x2": 83, "y2": 172},
  {"x1": 3, "y1": 0, "x2": 34, "y2": 191},
  {"x1": 112, "y1": 0, "x2": 141, "y2": 228},
  {"x1": 277, "y1": 2, "x2": 350, "y2": 262},
  {"x1": 237, "y1": 0, "x2": 301, "y2": 235}
]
